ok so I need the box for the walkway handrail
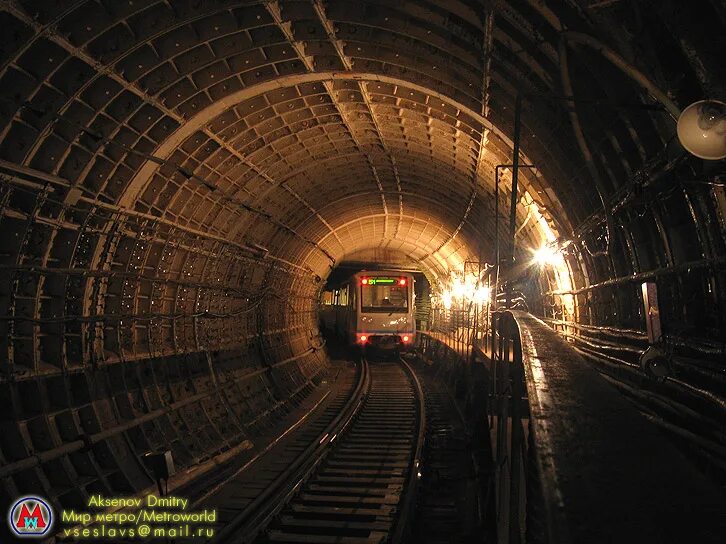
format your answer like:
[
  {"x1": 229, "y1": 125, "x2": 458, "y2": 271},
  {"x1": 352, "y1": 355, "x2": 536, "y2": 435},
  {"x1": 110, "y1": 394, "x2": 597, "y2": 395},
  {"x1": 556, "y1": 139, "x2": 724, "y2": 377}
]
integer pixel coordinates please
[
  {"x1": 418, "y1": 312, "x2": 568, "y2": 543},
  {"x1": 487, "y1": 311, "x2": 568, "y2": 544}
]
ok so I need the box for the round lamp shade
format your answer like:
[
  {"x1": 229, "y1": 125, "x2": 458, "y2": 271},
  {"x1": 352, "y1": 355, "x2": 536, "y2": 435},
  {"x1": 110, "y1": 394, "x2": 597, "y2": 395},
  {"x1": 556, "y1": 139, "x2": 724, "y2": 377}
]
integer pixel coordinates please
[{"x1": 676, "y1": 100, "x2": 726, "y2": 160}]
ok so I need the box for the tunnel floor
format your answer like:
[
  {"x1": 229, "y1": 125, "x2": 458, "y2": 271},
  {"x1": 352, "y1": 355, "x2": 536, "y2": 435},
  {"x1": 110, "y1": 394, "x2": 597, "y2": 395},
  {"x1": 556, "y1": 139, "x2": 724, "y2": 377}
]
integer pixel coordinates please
[
  {"x1": 153, "y1": 351, "x2": 489, "y2": 543},
  {"x1": 193, "y1": 357, "x2": 359, "y2": 541}
]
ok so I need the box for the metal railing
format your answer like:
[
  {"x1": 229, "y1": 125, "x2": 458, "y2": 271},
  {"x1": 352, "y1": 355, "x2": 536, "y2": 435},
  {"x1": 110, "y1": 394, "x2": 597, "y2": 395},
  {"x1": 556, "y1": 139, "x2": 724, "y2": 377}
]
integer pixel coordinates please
[
  {"x1": 484, "y1": 311, "x2": 564, "y2": 544},
  {"x1": 429, "y1": 305, "x2": 489, "y2": 360},
  {"x1": 419, "y1": 308, "x2": 562, "y2": 544},
  {"x1": 486, "y1": 311, "x2": 528, "y2": 544}
]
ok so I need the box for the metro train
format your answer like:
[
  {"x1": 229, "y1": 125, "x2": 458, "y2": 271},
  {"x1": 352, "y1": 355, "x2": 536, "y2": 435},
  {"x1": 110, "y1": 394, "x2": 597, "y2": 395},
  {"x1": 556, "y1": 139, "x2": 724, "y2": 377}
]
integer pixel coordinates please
[{"x1": 320, "y1": 271, "x2": 416, "y2": 351}]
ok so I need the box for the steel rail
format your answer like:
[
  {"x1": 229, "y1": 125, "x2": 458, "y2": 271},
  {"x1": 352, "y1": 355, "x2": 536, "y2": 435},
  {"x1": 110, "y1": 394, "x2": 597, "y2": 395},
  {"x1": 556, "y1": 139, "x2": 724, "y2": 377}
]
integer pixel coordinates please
[
  {"x1": 210, "y1": 356, "x2": 371, "y2": 543},
  {"x1": 215, "y1": 355, "x2": 428, "y2": 543},
  {"x1": 391, "y1": 356, "x2": 428, "y2": 543}
]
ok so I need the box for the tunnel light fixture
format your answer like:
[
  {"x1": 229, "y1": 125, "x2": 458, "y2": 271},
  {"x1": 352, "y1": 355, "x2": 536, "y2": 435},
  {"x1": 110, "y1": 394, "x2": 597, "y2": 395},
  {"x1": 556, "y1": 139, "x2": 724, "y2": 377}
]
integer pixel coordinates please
[
  {"x1": 451, "y1": 277, "x2": 467, "y2": 299},
  {"x1": 677, "y1": 100, "x2": 726, "y2": 160},
  {"x1": 532, "y1": 244, "x2": 561, "y2": 267},
  {"x1": 473, "y1": 286, "x2": 491, "y2": 303},
  {"x1": 530, "y1": 240, "x2": 577, "y2": 317},
  {"x1": 437, "y1": 271, "x2": 491, "y2": 309}
]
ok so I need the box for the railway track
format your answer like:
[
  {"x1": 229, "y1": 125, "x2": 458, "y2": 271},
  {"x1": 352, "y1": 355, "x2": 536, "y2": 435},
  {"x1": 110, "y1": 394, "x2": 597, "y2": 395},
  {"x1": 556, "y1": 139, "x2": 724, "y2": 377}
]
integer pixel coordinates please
[{"x1": 212, "y1": 357, "x2": 426, "y2": 543}]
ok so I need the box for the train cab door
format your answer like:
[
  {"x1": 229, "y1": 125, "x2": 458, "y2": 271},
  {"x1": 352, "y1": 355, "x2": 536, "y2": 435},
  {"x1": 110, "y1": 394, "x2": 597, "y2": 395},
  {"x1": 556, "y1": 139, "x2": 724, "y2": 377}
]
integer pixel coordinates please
[
  {"x1": 332, "y1": 289, "x2": 340, "y2": 336},
  {"x1": 336, "y1": 285, "x2": 349, "y2": 339},
  {"x1": 348, "y1": 284, "x2": 357, "y2": 342}
]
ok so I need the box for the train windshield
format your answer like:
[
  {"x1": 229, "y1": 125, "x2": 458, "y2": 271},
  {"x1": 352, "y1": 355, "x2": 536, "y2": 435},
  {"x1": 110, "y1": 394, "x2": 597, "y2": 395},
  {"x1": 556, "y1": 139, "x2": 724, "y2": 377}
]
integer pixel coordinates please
[{"x1": 360, "y1": 278, "x2": 408, "y2": 313}]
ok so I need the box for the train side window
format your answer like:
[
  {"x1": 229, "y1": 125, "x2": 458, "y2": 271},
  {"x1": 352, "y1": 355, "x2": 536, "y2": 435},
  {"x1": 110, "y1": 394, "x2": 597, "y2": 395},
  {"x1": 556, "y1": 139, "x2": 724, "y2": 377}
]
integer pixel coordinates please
[{"x1": 322, "y1": 291, "x2": 334, "y2": 305}]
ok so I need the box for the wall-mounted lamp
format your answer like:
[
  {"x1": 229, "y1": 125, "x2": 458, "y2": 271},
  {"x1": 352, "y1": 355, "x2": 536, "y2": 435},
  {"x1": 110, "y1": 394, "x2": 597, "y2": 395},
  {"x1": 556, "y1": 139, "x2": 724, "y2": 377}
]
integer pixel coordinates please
[
  {"x1": 532, "y1": 244, "x2": 560, "y2": 267},
  {"x1": 676, "y1": 100, "x2": 726, "y2": 160},
  {"x1": 436, "y1": 271, "x2": 491, "y2": 310}
]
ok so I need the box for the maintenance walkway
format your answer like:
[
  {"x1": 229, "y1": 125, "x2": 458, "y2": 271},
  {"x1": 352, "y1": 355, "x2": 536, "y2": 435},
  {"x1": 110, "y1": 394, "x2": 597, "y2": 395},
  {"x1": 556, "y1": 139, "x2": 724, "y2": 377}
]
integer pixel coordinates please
[{"x1": 420, "y1": 311, "x2": 726, "y2": 543}]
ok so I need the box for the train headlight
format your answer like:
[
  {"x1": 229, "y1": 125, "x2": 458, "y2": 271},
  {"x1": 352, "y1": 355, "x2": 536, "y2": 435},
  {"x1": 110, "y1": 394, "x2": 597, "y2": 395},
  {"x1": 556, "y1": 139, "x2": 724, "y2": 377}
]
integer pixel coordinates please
[
  {"x1": 358, "y1": 334, "x2": 368, "y2": 343},
  {"x1": 402, "y1": 335, "x2": 410, "y2": 343}
]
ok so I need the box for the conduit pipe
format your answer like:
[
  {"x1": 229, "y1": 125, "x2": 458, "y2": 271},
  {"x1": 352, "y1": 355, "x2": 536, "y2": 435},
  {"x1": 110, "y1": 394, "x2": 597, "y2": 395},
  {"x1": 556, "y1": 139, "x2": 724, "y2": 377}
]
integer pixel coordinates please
[
  {"x1": 558, "y1": 36, "x2": 614, "y2": 258},
  {"x1": 560, "y1": 31, "x2": 681, "y2": 120}
]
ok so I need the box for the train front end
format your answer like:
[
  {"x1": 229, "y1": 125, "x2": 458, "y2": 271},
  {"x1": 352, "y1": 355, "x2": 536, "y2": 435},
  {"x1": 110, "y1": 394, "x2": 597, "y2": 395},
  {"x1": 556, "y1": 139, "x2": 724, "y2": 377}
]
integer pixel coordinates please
[{"x1": 354, "y1": 273, "x2": 416, "y2": 351}]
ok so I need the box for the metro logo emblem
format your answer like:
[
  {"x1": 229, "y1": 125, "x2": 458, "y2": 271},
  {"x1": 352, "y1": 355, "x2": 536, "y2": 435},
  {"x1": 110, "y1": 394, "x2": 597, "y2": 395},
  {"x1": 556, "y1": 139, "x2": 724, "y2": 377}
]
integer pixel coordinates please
[
  {"x1": 17, "y1": 504, "x2": 46, "y2": 530},
  {"x1": 8, "y1": 497, "x2": 53, "y2": 537}
]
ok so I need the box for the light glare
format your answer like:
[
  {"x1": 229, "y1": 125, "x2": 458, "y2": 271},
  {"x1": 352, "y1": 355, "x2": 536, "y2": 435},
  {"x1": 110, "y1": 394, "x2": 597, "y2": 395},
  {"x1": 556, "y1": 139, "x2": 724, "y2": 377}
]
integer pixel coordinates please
[
  {"x1": 533, "y1": 245, "x2": 560, "y2": 267},
  {"x1": 438, "y1": 273, "x2": 490, "y2": 309},
  {"x1": 474, "y1": 286, "x2": 491, "y2": 303}
]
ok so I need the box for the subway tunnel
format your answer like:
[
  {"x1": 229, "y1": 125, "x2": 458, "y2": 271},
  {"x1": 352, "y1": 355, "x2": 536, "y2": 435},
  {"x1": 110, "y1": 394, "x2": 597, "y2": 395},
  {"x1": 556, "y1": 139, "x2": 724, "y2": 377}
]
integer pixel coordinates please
[{"x1": 0, "y1": 0, "x2": 724, "y2": 542}]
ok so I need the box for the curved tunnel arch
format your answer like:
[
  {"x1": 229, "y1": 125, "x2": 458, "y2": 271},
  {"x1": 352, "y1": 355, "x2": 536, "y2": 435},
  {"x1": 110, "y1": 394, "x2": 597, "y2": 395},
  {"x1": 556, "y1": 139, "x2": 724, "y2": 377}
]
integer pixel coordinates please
[{"x1": 117, "y1": 71, "x2": 567, "y2": 284}]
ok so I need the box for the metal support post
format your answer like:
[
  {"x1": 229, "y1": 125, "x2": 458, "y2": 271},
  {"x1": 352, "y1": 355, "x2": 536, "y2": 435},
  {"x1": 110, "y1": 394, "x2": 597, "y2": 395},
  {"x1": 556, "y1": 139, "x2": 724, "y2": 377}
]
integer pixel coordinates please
[{"x1": 506, "y1": 94, "x2": 523, "y2": 309}]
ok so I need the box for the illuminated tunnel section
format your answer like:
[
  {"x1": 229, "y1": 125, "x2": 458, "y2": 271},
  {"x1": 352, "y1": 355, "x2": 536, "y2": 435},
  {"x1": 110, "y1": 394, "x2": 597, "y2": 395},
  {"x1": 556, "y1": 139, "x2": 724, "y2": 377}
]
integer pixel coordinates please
[{"x1": 0, "y1": 0, "x2": 724, "y2": 530}]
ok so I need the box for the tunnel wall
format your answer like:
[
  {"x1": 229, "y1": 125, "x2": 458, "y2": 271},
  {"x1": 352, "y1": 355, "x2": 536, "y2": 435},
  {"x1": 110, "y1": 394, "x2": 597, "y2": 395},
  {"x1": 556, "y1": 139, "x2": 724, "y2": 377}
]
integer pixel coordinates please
[
  {"x1": 0, "y1": 183, "x2": 328, "y2": 511},
  {"x1": 537, "y1": 169, "x2": 726, "y2": 341}
]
